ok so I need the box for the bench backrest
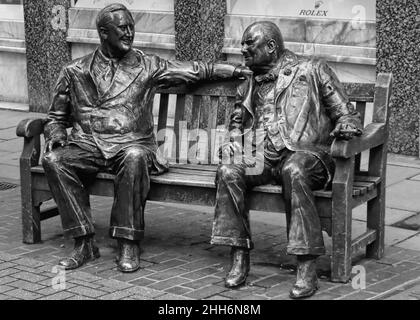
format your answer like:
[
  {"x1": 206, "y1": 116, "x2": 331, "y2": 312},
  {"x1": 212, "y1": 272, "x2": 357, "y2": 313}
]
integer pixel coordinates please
[{"x1": 154, "y1": 80, "x2": 376, "y2": 172}]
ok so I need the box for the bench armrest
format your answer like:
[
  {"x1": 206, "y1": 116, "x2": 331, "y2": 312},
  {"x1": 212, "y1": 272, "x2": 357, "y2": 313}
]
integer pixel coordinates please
[
  {"x1": 331, "y1": 123, "x2": 387, "y2": 159},
  {"x1": 16, "y1": 118, "x2": 46, "y2": 138}
]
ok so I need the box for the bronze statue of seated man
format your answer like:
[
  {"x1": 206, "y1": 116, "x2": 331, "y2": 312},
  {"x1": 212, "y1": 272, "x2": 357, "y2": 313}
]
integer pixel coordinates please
[
  {"x1": 42, "y1": 3, "x2": 250, "y2": 273},
  {"x1": 210, "y1": 21, "x2": 362, "y2": 299}
]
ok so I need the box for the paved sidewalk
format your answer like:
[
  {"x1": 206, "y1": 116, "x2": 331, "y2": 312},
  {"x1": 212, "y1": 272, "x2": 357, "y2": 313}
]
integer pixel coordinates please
[{"x1": 0, "y1": 109, "x2": 419, "y2": 300}]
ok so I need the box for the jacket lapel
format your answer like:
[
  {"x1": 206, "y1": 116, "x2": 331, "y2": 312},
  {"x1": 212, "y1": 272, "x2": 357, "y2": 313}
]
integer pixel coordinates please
[
  {"x1": 274, "y1": 50, "x2": 300, "y2": 104},
  {"x1": 101, "y1": 49, "x2": 144, "y2": 101}
]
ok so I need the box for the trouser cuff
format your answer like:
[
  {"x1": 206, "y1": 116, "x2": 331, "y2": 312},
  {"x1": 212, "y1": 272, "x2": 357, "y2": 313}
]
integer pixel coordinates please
[
  {"x1": 109, "y1": 227, "x2": 144, "y2": 241},
  {"x1": 210, "y1": 236, "x2": 253, "y2": 249},
  {"x1": 63, "y1": 225, "x2": 94, "y2": 239}
]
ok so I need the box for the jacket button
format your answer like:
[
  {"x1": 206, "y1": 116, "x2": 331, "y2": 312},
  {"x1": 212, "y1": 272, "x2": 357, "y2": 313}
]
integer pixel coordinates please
[{"x1": 284, "y1": 69, "x2": 292, "y2": 76}]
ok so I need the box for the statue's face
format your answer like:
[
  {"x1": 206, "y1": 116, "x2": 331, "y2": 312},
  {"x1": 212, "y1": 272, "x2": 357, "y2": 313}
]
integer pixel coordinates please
[
  {"x1": 241, "y1": 26, "x2": 273, "y2": 70},
  {"x1": 102, "y1": 10, "x2": 135, "y2": 57}
]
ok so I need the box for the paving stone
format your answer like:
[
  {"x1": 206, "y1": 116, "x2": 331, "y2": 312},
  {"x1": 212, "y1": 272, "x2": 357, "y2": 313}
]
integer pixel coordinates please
[
  {"x1": 165, "y1": 286, "x2": 192, "y2": 296},
  {"x1": 306, "y1": 291, "x2": 341, "y2": 300},
  {"x1": 365, "y1": 270, "x2": 399, "y2": 285},
  {"x1": 181, "y1": 276, "x2": 222, "y2": 289},
  {"x1": 5, "y1": 288, "x2": 42, "y2": 300},
  {"x1": 338, "y1": 290, "x2": 378, "y2": 300},
  {"x1": 99, "y1": 290, "x2": 134, "y2": 300},
  {"x1": 66, "y1": 295, "x2": 94, "y2": 300},
  {"x1": 260, "y1": 283, "x2": 293, "y2": 298},
  {"x1": 95, "y1": 278, "x2": 133, "y2": 291},
  {"x1": 67, "y1": 286, "x2": 107, "y2": 298},
  {"x1": 395, "y1": 233, "x2": 420, "y2": 251},
  {"x1": 8, "y1": 279, "x2": 46, "y2": 291},
  {"x1": 384, "y1": 261, "x2": 420, "y2": 273},
  {"x1": 129, "y1": 277, "x2": 156, "y2": 287},
  {"x1": 146, "y1": 268, "x2": 188, "y2": 281},
  {"x1": 0, "y1": 276, "x2": 16, "y2": 285},
  {"x1": 0, "y1": 285, "x2": 14, "y2": 293},
  {"x1": 180, "y1": 267, "x2": 221, "y2": 280},
  {"x1": 13, "y1": 258, "x2": 44, "y2": 268},
  {"x1": 206, "y1": 295, "x2": 231, "y2": 300},
  {"x1": 154, "y1": 293, "x2": 191, "y2": 300},
  {"x1": 251, "y1": 274, "x2": 290, "y2": 288},
  {"x1": 184, "y1": 285, "x2": 227, "y2": 300},
  {"x1": 11, "y1": 271, "x2": 48, "y2": 283},
  {"x1": 219, "y1": 288, "x2": 258, "y2": 299},
  {"x1": 110, "y1": 268, "x2": 154, "y2": 282},
  {"x1": 126, "y1": 286, "x2": 166, "y2": 298},
  {"x1": 40, "y1": 291, "x2": 75, "y2": 300},
  {"x1": 148, "y1": 276, "x2": 190, "y2": 290},
  {"x1": 147, "y1": 259, "x2": 188, "y2": 271},
  {"x1": 69, "y1": 279, "x2": 103, "y2": 289},
  {"x1": 387, "y1": 180, "x2": 420, "y2": 212},
  {"x1": 0, "y1": 262, "x2": 16, "y2": 270},
  {"x1": 14, "y1": 265, "x2": 41, "y2": 273},
  {"x1": 126, "y1": 295, "x2": 153, "y2": 300},
  {"x1": 366, "y1": 270, "x2": 420, "y2": 293}
]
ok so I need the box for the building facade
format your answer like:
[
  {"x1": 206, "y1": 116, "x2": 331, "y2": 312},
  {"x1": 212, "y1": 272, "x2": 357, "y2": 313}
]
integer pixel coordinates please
[{"x1": 0, "y1": 0, "x2": 418, "y2": 155}]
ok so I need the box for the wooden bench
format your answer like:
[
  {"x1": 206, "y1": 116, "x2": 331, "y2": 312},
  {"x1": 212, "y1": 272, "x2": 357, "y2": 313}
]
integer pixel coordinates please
[{"x1": 16, "y1": 73, "x2": 392, "y2": 283}]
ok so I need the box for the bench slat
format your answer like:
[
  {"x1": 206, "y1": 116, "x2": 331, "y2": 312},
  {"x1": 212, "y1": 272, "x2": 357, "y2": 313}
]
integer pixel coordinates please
[{"x1": 30, "y1": 165, "x2": 376, "y2": 200}]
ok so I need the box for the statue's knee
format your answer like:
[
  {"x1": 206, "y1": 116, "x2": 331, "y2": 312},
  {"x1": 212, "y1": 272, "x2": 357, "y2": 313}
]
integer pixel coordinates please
[
  {"x1": 216, "y1": 164, "x2": 242, "y2": 183},
  {"x1": 41, "y1": 151, "x2": 60, "y2": 168},
  {"x1": 282, "y1": 162, "x2": 304, "y2": 179},
  {"x1": 125, "y1": 147, "x2": 147, "y2": 162}
]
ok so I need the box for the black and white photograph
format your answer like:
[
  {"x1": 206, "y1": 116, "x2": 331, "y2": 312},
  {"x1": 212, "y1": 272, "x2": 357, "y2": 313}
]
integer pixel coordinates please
[{"x1": 0, "y1": 0, "x2": 418, "y2": 310}]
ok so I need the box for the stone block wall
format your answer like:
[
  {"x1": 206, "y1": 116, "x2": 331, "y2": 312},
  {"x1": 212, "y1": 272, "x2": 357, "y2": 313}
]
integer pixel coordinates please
[{"x1": 377, "y1": 0, "x2": 419, "y2": 155}]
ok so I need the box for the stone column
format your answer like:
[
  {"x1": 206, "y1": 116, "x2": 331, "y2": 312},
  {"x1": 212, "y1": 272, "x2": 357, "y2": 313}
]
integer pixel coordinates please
[
  {"x1": 377, "y1": 0, "x2": 419, "y2": 156},
  {"x1": 23, "y1": 0, "x2": 71, "y2": 113},
  {"x1": 174, "y1": 0, "x2": 226, "y2": 62}
]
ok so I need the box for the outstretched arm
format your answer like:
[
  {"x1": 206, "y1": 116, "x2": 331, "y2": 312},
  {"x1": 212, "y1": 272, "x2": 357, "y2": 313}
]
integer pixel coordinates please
[
  {"x1": 150, "y1": 56, "x2": 251, "y2": 87},
  {"x1": 316, "y1": 60, "x2": 363, "y2": 140}
]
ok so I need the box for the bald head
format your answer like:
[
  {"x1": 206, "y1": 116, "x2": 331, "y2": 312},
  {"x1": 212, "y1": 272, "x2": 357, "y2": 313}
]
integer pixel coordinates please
[
  {"x1": 240, "y1": 21, "x2": 285, "y2": 72},
  {"x1": 243, "y1": 21, "x2": 285, "y2": 57}
]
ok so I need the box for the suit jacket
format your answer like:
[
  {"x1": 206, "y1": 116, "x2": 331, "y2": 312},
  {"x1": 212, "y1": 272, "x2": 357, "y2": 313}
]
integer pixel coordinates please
[
  {"x1": 227, "y1": 50, "x2": 362, "y2": 183},
  {"x1": 45, "y1": 48, "x2": 238, "y2": 168}
]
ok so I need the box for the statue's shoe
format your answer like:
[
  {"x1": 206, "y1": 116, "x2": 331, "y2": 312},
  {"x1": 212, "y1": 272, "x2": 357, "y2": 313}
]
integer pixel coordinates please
[
  {"x1": 224, "y1": 247, "x2": 250, "y2": 288},
  {"x1": 289, "y1": 256, "x2": 318, "y2": 299},
  {"x1": 116, "y1": 239, "x2": 140, "y2": 273},
  {"x1": 58, "y1": 236, "x2": 100, "y2": 270}
]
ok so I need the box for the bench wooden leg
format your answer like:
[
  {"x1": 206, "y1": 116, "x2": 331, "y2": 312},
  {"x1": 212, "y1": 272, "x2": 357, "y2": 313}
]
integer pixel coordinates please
[
  {"x1": 366, "y1": 143, "x2": 387, "y2": 259},
  {"x1": 331, "y1": 157, "x2": 354, "y2": 283},
  {"x1": 22, "y1": 199, "x2": 41, "y2": 244}
]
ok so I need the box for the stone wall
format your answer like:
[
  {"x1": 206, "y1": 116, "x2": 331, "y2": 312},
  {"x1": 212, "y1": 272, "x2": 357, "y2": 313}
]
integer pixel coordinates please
[
  {"x1": 23, "y1": 0, "x2": 72, "y2": 112},
  {"x1": 377, "y1": 0, "x2": 419, "y2": 156}
]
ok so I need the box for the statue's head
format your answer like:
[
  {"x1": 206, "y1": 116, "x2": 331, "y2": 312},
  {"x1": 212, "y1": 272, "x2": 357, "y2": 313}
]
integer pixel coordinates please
[
  {"x1": 241, "y1": 21, "x2": 285, "y2": 72},
  {"x1": 96, "y1": 3, "x2": 135, "y2": 58}
]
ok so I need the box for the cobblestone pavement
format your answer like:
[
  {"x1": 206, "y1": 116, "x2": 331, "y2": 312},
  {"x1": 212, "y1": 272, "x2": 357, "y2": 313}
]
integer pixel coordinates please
[
  {"x1": 0, "y1": 187, "x2": 419, "y2": 300},
  {"x1": 0, "y1": 109, "x2": 419, "y2": 300}
]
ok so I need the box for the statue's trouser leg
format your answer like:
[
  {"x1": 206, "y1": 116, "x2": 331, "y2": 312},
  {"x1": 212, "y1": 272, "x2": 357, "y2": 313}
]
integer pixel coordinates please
[
  {"x1": 211, "y1": 163, "x2": 273, "y2": 249},
  {"x1": 42, "y1": 145, "x2": 106, "y2": 238},
  {"x1": 109, "y1": 146, "x2": 152, "y2": 241},
  {"x1": 280, "y1": 151, "x2": 328, "y2": 256}
]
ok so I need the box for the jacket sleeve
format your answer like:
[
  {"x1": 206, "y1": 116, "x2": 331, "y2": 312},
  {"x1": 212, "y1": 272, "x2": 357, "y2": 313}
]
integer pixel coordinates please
[
  {"x1": 44, "y1": 68, "x2": 71, "y2": 142},
  {"x1": 150, "y1": 56, "x2": 237, "y2": 87},
  {"x1": 316, "y1": 60, "x2": 363, "y2": 130}
]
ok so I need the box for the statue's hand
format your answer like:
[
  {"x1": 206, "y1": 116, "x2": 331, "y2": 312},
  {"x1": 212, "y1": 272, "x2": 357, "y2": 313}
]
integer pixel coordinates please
[
  {"x1": 220, "y1": 141, "x2": 243, "y2": 159},
  {"x1": 45, "y1": 137, "x2": 67, "y2": 153},
  {"x1": 233, "y1": 65, "x2": 253, "y2": 78},
  {"x1": 330, "y1": 123, "x2": 363, "y2": 140}
]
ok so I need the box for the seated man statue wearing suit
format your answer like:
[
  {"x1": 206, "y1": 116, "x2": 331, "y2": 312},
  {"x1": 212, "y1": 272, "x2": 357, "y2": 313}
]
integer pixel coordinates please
[
  {"x1": 42, "y1": 3, "x2": 250, "y2": 273},
  {"x1": 211, "y1": 21, "x2": 362, "y2": 298}
]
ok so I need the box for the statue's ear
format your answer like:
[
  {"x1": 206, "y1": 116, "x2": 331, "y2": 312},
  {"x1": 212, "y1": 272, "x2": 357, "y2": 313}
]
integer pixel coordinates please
[
  {"x1": 267, "y1": 39, "x2": 277, "y2": 54},
  {"x1": 99, "y1": 27, "x2": 108, "y2": 41}
]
